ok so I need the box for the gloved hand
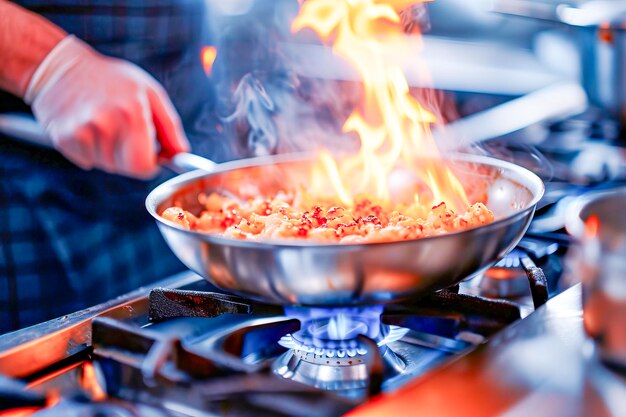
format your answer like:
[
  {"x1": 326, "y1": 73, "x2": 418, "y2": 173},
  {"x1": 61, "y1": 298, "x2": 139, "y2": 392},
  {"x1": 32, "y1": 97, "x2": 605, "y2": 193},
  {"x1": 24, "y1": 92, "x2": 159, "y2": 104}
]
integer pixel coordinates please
[{"x1": 24, "y1": 35, "x2": 190, "y2": 179}]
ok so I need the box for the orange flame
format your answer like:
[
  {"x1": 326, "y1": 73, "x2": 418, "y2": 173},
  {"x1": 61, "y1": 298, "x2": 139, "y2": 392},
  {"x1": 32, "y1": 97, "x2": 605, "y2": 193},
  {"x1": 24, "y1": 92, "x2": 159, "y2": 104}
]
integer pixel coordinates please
[
  {"x1": 46, "y1": 391, "x2": 61, "y2": 408},
  {"x1": 585, "y1": 214, "x2": 600, "y2": 239},
  {"x1": 0, "y1": 408, "x2": 41, "y2": 417},
  {"x1": 80, "y1": 362, "x2": 107, "y2": 401},
  {"x1": 201, "y1": 46, "x2": 218, "y2": 76},
  {"x1": 292, "y1": 0, "x2": 468, "y2": 212}
]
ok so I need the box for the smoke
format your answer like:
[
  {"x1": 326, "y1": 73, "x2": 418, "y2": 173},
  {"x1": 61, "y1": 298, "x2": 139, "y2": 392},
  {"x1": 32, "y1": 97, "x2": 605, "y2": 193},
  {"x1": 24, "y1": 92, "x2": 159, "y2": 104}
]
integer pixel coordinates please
[
  {"x1": 205, "y1": 0, "x2": 449, "y2": 161},
  {"x1": 399, "y1": 2, "x2": 431, "y2": 34},
  {"x1": 205, "y1": 0, "x2": 356, "y2": 160}
]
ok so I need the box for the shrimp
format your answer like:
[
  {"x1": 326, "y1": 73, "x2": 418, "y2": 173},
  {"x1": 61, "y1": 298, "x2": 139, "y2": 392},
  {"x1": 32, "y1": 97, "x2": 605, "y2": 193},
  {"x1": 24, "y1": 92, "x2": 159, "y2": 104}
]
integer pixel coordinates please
[{"x1": 161, "y1": 191, "x2": 494, "y2": 243}]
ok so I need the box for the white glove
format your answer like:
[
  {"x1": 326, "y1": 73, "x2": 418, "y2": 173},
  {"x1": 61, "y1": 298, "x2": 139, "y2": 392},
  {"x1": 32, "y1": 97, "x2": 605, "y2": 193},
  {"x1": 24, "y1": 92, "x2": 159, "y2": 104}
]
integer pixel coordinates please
[{"x1": 24, "y1": 35, "x2": 190, "y2": 179}]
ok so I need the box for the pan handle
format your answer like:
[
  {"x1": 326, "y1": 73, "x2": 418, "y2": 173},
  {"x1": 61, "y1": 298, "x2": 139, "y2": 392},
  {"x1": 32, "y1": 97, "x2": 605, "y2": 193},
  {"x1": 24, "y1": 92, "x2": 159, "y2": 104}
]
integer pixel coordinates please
[
  {"x1": 159, "y1": 152, "x2": 218, "y2": 174},
  {"x1": 0, "y1": 113, "x2": 219, "y2": 174},
  {"x1": 0, "y1": 113, "x2": 51, "y2": 147}
]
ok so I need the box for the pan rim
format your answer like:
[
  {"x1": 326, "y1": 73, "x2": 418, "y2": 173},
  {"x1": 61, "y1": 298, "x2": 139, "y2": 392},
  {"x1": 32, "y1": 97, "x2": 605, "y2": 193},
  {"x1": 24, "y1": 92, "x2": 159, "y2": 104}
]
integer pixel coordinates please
[{"x1": 146, "y1": 153, "x2": 544, "y2": 250}]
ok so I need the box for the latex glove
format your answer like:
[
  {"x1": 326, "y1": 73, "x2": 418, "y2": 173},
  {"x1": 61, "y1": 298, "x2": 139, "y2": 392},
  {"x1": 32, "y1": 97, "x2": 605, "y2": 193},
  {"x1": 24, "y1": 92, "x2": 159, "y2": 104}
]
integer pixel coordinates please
[{"x1": 24, "y1": 35, "x2": 190, "y2": 179}]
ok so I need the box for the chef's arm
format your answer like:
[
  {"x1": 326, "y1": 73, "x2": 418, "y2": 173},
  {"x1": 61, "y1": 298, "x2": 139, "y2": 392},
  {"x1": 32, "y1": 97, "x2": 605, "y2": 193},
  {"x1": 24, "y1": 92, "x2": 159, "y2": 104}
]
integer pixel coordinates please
[
  {"x1": 0, "y1": 0, "x2": 65, "y2": 97},
  {"x1": 0, "y1": 0, "x2": 190, "y2": 178}
]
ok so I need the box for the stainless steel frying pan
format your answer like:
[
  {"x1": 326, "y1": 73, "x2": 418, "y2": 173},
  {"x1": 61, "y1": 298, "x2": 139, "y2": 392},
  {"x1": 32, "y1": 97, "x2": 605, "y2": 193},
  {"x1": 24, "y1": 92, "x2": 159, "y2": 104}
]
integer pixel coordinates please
[
  {"x1": 146, "y1": 153, "x2": 544, "y2": 306},
  {"x1": 0, "y1": 114, "x2": 544, "y2": 305}
]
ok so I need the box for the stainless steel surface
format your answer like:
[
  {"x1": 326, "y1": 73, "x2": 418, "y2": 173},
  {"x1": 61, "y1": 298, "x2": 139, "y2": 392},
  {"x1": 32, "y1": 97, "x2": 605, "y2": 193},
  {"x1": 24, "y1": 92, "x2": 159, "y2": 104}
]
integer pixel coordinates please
[
  {"x1": 285, "y1": 37, "x2": 563, "y2": 95},
  {"x1": 566, "y1": 187, "x2": 626, "y2": 369},
  {"x1": 492, "y1": 0, "x2": 564, "y2": 22},
  {"x1": 494, "y1": 0, "x2": 626, "y2": 27},
  {"x1": 273, "y1": 347, "x2": 373, "y2": 391},
  {"x1": 578, "y1": 24, "x2": 626, "y2": 122},
  {"x1": 0, "y1": 271, "x2": 202, "y2": 379},
  {"x1": 146, "y1": 154, "x2": 544, "y2": 306},
  {"x1": 350, "y1": 284, "x2": 626, "y2": 417},
  {"x1": 495, "y1": 0, "x2": 626, "y2": 124},
  {"x1": 0, "y1": 113, "x2": 51, "y2": 147},
  {"x1": 273, "y1": 324, "x2": 470, "y2": 393},
  {"x1": 163, "y1": 152, "x2": 219, "y2": 173},
  {"x1": 565, "y1": 187, "x2": 626, "y2": 239},
  {"x1": 559, "y1": 1, "x2": 626, "y2": 27},
  {"x1": 436, "y1": 82, "x2": 587, "y2": 152}
]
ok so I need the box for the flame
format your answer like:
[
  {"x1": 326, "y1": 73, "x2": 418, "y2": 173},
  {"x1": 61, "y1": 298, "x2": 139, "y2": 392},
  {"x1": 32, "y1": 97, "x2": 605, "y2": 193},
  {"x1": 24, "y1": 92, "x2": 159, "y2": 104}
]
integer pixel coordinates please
[
  {"x1": 327, "y1": 313, "x2": 352, "y2": 339},
  {"x1": 79, "y1": 362, "x2": 107, "y2": 401},
  {"x1": 46, "y1": 391, "x2": 61, "y2": 408},
  {"x1": 201, "y1": 46, "x2": 218, "y2": 76},
  {"x1": 292, "y1": 0, "x2": 468, "y2": 212},
  {"x1": 0, "y1": 408, "x2": 41, "y2": 417},
  {"x1": 585, "y1": 214, "x2": 600, "y2": 239}
]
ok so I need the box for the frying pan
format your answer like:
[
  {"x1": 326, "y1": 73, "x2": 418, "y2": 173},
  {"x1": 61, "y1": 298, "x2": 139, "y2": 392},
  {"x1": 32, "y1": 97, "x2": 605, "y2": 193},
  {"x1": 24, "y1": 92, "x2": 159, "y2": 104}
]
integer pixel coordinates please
[
  {"x1": 0, "y1": 114, "x2": 544, "y2": 305},
  {"x1": 146, "y1": 152, "x2": 544, "y2": 306}
]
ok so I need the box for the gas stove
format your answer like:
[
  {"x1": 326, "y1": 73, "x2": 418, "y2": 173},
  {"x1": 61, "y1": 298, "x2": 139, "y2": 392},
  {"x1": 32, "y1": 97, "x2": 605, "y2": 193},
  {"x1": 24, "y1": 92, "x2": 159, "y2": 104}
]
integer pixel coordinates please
[
  {"x1": 3, "y1": 92, "x2": 623, "y2": 416},
  {"x1": 1, "y1": 54, "x2": 621, "y2": 417},
  {"x1": 6, "y1": 96, "x2": 625, "y2": 416},
  {"x1": 0, "y1": 236, "x2": 562, "y2": 416}
]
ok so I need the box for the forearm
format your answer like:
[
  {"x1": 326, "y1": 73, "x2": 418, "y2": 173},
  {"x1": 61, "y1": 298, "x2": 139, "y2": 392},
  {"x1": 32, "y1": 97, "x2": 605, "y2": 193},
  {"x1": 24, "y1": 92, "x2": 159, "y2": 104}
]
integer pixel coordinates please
[{"x1": 0, "y1": 0, "x2": 66, "y2": 97}]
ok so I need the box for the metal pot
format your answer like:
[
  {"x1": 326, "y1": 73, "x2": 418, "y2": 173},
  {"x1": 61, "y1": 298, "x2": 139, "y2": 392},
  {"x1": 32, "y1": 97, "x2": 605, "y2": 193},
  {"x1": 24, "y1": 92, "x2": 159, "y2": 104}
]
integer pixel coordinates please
[
  {"x1": 578, "y1": 22, "x2": 626, "y2": 123},
  {"x1": 566, "y1": 187, "x2": 626, "y2": 369},
  {"x1": 494, "y1": 0, "x2": 626, "y2": 124}
]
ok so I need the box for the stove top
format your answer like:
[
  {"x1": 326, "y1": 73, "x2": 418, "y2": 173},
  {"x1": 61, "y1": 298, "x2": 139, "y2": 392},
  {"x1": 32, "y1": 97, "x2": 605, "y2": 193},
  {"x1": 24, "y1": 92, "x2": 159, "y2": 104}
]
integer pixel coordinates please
[
  {"x1": 0, "y1": 102, "x2": 589, "y2": 411},
  {"x1": 0, "y1": 116, "x2": 584, "y2": 412},
  {"x1": 0, "y1": 238, "x2": 562, "y2": 416}
]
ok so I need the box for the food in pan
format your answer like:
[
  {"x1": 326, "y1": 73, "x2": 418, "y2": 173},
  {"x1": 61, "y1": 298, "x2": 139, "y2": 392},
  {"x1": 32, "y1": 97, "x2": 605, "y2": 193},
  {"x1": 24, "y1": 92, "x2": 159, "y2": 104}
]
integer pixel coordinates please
[
  {"x1": 160, "y1": 0, "x2": 501, "y2": 244},
  {"x1": 161, "y1": 190, "x2": 494, "y2": 243}
]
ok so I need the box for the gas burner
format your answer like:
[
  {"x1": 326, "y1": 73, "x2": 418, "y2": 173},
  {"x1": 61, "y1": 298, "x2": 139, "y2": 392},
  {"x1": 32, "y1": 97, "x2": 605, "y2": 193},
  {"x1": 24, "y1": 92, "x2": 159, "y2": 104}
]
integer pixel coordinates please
[
  {"x1": 278, "y1": 334, "x2": 368, "y2": 358},
  {"x1": 273, "y1": 306, "x2": 410, "y2": 393},
  {"x1": 278, "y1": 325, "x2": 408, "y2": 358},
  {"x1": 279, "y1": 306, "x2": 406, "y2": 351},
  {"x1": 142, "y1": 287, "x2": 531, "y2": 396}
]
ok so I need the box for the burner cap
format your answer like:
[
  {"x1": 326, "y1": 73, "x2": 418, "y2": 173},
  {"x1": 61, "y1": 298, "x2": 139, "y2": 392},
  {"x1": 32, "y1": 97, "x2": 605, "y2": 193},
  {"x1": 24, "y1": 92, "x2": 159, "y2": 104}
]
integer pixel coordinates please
[{"x1": 274, "y1": 306, "x2": 408, "y2": 392}]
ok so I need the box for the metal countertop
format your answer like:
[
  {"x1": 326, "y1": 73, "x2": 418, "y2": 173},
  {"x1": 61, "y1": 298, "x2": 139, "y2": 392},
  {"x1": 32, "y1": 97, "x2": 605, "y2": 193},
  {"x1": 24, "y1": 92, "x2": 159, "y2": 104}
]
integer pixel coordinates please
[{"x1": 349, "y1": 284, "x2": 626, "y2": 417}]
